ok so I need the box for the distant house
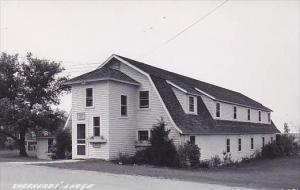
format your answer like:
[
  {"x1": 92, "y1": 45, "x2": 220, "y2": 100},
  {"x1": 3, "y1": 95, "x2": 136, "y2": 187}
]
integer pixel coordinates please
[{"x1": 65, "y1": 54, "x2": 280, "y2": 161}]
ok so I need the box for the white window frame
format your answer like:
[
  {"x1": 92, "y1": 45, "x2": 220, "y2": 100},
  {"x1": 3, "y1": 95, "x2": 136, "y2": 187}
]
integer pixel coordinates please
[
  {"x1": 121, "y1": 95, "x2": 128, "y2": 117},
  {"x1": 216, "y1": 103, "x2": 221, "y2": 118},
  {"x1": 139, "y1": 91, "x2": 150, "y2": 109},
  {"x1": 188, "y1": 96, "x2": 196, "y2": 114},
  {"x1": 85, "y1": 87, "x2": 94, "y2": 108},
  {"x1": 233, "y1": 106, "x2": 237, "y2": 119},
  {"x1": 93, "y1": 116, "x2": 100, "y2": 137},
  {"x1": 137, "y1": 130, "x2": 150, "y2": 141}
]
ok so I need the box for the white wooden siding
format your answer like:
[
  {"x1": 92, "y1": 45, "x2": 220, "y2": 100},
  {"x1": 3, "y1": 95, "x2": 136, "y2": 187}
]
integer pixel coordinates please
[
  {"x1": 71, "y1": 81, "x2": 110, "y2": 160},
  {"x1": 108, "y1": 81, "x2": 138, "y2": 159},
  {"x1": 181, "y1": 134, "x2": 275, "y2": 161}
]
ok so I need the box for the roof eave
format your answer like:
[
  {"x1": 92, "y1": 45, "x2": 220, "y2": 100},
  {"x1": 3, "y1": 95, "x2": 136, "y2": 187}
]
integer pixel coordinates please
[{"x1": 64, "y1": 78, "x2": 140, "y2": 86}]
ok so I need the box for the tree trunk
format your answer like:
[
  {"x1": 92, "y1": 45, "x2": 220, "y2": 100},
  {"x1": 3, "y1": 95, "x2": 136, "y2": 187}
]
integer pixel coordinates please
[{"x1": 18, "y1": 130, "x2": 27, "y2": 157}]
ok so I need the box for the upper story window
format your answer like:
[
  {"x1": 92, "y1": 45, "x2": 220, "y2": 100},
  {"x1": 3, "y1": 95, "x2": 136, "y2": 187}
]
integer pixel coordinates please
[
  {"x1": 238, "y1": 138, "x2": 242, "y2": 151},
  {"x1": 226, "y1": 138, "x2": 230, "y2": 153},
  {"x1": 233, "y1": 106, "x2": 237, "y2": 119},
  {"x1": 216, "y1": 103, "x2": 220, "y2": 118},
  {"x1": 139, "y1": 91, "x2": 149, "y2": 108},
  {"x1": 258, "y1": 111, "x2": 261, "y2": 122},
  {"x1": 121, "y1": 95, "x2": 127, "y2": 116},
  {"x1": 188, "y1": 96, "x2": 195, "y2": 113},
  {"x1": 247, "y1": 109, "x2": 251, "y2": 121},
  {"x1": 138, "y1": 130, "x2": 149, "y2": 141},
  {"x1": 86, "y1": 88, "x2": 93, "y2": 107},
  {"x1": 268, "y1": 113, "x2": 271, "y2": 122},
  {"x1": 93, "y1": 117, "x2": 100, "y2": 136}
]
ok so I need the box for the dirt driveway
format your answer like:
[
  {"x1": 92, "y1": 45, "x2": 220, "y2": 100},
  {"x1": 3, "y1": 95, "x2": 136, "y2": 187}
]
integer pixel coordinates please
[{"x1": 39, "y1": 155, "x2": 300, "y2": 189}]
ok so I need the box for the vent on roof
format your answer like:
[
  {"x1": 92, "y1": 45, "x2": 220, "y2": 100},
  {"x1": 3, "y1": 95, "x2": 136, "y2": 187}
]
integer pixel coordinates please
[{"x1": 109, "y1": 61, "x2": 120, "y2": 70}]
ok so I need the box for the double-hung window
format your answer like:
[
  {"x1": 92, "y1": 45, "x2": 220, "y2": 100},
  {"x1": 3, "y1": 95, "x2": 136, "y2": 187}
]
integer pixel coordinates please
[
  {"x1": 248, "y1": 109, "x2": 251, "y2": 121},
  {"x1": 138, "y1": 131, "x2": 149, "y2": 141},
  {"x1": 139, "y1": 91, "x2": 149, "y2": 108},
  {"x1": 121, "y1": 95, "x2": 127, "y2": 116},
  {"x1": 216, "y1": 103, "x2": 220, "y2": 118},
  {"x1": 226, "y1": 138, "x2": 230, "y2": 153},
  {"x1": 268, "y1": 113, "x2": 271, "y2": 122},
  {"x1": 238, "y1": 138, "x2": 242, "y2": 151},
  {"x1": 86, "y1": 88, "x2": 93, "y2": 107},
  {"x1": 188, "y1": 96, "x2": 195, "y2": 113},
  {"x1": 93, "y1": 117, "x2": 100, "y2": 136},
  {"x1": 258, "y1": 111, "x2": 261, "y2": 122},
  {"x1": 233, "y1": 106, "x2": 237, "y2": 119}
]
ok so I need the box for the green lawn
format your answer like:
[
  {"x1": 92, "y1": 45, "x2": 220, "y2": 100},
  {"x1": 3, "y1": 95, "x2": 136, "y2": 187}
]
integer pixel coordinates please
[{"x1": 37, "y1": 155, "x2": 300, "y2": 189}]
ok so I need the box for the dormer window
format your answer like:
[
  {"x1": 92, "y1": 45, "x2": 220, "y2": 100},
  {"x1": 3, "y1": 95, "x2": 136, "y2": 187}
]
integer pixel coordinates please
[
  {"x1": 216, "y1": 103, "x2": 220, "y2": 118},
  {"x1": 248, "y1": 109, "x2": 251, "y2": 121},
  {"x1": 268, "y1": 113, "x2": 271, "y2": 122},
  {"x1": 233, "y1": 106, "x2": 237, "y2": 119},
  {"x1": 258, "y1": 111, "x2": 261, "y2": 122},
  {"x1": 188, "y1": 96, "x2": 195, "y2": 113}
]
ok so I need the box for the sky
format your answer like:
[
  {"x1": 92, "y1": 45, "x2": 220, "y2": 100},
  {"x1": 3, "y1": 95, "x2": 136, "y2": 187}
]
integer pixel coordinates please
[{"x1": 0, "y1": 0, "x2": 299, "y2": 132}]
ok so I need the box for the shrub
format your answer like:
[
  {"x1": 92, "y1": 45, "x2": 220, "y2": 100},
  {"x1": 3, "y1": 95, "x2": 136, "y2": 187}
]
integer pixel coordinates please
[
  {"x1": 198, "y1": 160, "x2": 210, "y2": 168},
  {"x1": 53, "y1": 128, "x2": 72, "y2": 159},
  {"x1": 222, "y1": 151, "x2": 233, "y2": 166},
  {"x1": 148, "y1": 118, "x2": 178, "y2": 167},
  {"x1": 177, "y1": 141, "x2": 200, "y2": 168},
  {"x1": 209, "y1": 155, "x2": 221, "y2": 167},
  {"x1": 261, "y1": 134, "x2": 298, "y2": 159},
  {"x1": 261, "y1": 142, "x2": 282, "y2": 158},
  {"x1": 133, "y1": 149, "x2": 152, "y2": 165},
  {"x1": 117, "y1": 152, "x2": 134, "y2": 165}
]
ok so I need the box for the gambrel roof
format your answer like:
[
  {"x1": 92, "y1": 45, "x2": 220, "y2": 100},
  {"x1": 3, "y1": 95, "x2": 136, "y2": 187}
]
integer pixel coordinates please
[
  {"x1": 66, "y1": 54, "x2": 280, "y2": 134},
  {"x1": 117, "y1": 55, "x2": 271, "y2": 111}
]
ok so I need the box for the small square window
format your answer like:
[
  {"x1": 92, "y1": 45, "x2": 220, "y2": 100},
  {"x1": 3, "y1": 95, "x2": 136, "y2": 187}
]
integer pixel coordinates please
[{"x1": 138, "y1": 131, "x2": 149, "y2": 141}]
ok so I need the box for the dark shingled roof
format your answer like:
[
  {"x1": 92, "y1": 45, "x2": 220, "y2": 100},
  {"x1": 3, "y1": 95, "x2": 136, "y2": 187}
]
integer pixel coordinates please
[
  {"x1": 116, "y1": 55, "x2": 271, "y2": 111},
  {"x1": 66, "y1": 67, "x2": 139, "y2": 85},
  {"x1": 151, "y1": 75, "x2": 280, "y2": 134}
]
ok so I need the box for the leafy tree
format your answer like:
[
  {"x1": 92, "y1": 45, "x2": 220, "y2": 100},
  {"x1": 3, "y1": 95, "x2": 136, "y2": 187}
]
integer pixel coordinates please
[
  {"x1": 0, "y1": 52, "x2": 69, "y2": 156},
  {"x1": 53, "y1": 128, "x2": 72, "y2": 159},
  {"x1": 149, "y1": 118, "x2": 178, "y2": 167},
  {"x1": 284, "y1": 123, "x2": 290, "y2": 134},
  {"x1": 177, "y1": 141, "x2": 200, "y2": 168}
]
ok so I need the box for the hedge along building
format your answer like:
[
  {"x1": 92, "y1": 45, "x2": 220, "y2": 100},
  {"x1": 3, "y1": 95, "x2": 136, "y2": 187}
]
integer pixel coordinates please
[{"x1": 65, "y1": 54, "x2": 280, "y2": 161}]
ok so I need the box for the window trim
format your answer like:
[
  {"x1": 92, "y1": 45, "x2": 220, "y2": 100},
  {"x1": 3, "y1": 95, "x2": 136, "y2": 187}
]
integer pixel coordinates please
[
  {"x1": 139, "y1": 91, "x2": 150, "y2": 109},
  {"x1": 188, "y1": 96, "x2": 196, "y2": 113},
  {"x1": 216, "y1": 103, "x2": 221, "y2": 118},
  {"x1": 85, "y1": 88, "x2": 94, "y2": 108},
  {"x1": 121, "y1": 95, "x2": 128, "y2": 117}
]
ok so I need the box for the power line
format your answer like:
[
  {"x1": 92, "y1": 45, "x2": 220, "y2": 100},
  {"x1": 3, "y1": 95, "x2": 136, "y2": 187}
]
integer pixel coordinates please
[{"x1": 140, "y1": 0, "x2": 229, "y2": 59}]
